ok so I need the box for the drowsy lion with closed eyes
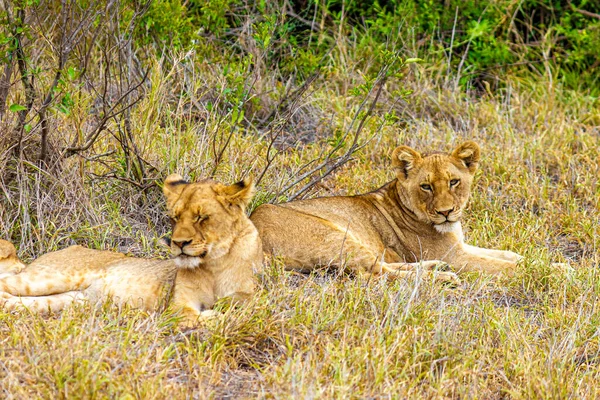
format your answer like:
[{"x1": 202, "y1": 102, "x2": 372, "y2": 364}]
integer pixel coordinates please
[
  {"x1": 251, "y1": 141, "x2": 521, "y2": 283},
  {"x1": 0, "y1": 175, "x2": 262, "y2": 325}
]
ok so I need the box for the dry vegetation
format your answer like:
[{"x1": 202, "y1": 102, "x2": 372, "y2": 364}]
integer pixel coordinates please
[{"x1": 1, "y1": 0, "x2": 600, "y2": 398}]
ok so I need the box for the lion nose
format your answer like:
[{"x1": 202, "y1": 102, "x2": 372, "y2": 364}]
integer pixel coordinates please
[
  {"x1": 172, "y1": 239, "x2": 192, "y2": 249},
  {"x1": 436, "y1": 208, "x2": 454, "y2": 218}
]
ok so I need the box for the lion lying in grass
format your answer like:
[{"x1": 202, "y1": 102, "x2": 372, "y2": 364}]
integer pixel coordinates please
[
  {"x1": 251, "y1": 141, "x2": 521, "y2": 283},
  {"x1": 0, "y1": 175, "x2": 262, "y2": 325}
]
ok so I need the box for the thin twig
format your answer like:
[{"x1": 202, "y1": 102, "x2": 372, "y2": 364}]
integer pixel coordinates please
[
  {"x1": 273, "y1": 63, "x2": 390, "y2": 202},
  {"x1": 63, "y1": 69, "x2": 149, "y2": 157},
  {"x1": 574, "y1": 8, "x2": 600, "y2": 20}
]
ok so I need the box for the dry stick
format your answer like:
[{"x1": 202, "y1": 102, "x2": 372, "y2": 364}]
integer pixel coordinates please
[
  {"x1": 10, "y1": 5, "x2": 36, "y2": 158},
  {"x1": 574, "y1": 8, "x2": 600, "y2": 20},
  {"x1": 209, "y1": 102, "x2": 227, "y2": 175},
  {"x1": 37, "y1": 1, "x2": 99, "y2": 164},
  {"x1": 258, "y1": 72, "x2": 319, "y2": 126},
  {"x1": 274, "y1": 65, "x2": 390, "y2": 201},
  {"x1": 210, "y1": 49, "x2": 262, "y2": 176},
  {"x1": 254, "y1": 74, "x2": 321, "y2": 186},
  {"x1": 254, "y1": 118, "x2": 291, "y2": 187},
  {"x1": 254, "y1": 113, "x2": 295, "y2": 187},
  {"x1": 62, "y1": 68, "x2": 149, "y2": 157},
  {"x1": 283, "y1": 0, "x2": 320, "y2": 33},
  {"x1": 0, "y1": 0, "x2": 17, "y2": 120},
  {"x1": 119, "y1": 7, "x2": 148, "y2": 185},
  {"x1": 0, "y1": 57, "x2": 14, "y2": 121},
  {"x1": 88, "y1": 171, "x2": 153, "y2": 190},
  {"x1": 287, "y1": 74, "x2": 387, "y2": 201},
  {"x1": 39, "y1": 0, "x2": 70, "y2": 165},
  {"x1": 209, "y1": 50, "x2": 246, "y2": 176},
  {"x1": 254, "y1": 46, "x2": 334, "y2": 186},
  {"x1": 209, "y1": 95, "x2": 245, "y2": 177}
]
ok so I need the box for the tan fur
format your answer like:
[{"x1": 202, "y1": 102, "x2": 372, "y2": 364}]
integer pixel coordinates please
[
  {"x1": 251, "y1": 142, "x2": 521, "y2": 283},
  {"x1": 163, "y1": 174, "x2": 263, "y2": 323},
  {"x1": 0, "y1": 176, "x2": 262, "y2": 325},
  {"x1": 0, "y1": 241, "x2": 26, "y2": 278}
]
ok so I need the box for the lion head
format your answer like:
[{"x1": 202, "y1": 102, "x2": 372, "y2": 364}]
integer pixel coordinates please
[
  {"x1": 392, "y1": 141, "x2": 480, "y2": 233},
  {"x1": 163, "y1": 174, "x2": 255, "y2": 268}
]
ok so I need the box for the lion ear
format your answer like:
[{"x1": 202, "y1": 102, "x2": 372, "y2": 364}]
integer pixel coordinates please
[
  {"x1": 218, "y1": 179, "x2": 255, "y2": 210},
  {"x1": 392, "y1": 146, "x2": 422, "y2": 179},
  {"x1": 451, "y1": 141, "x2": 480, "y2": 172},
  {"x1": 163, "y1": 174, "x2": 189, "y2": 208},
  {"x1": 0, "y1": 240, "x2": 17, "y2": 259}
]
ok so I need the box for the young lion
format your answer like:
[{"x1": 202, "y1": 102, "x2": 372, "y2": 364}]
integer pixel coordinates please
[
  {"x1": 251, "y1": 141, "x2": 521, "y2": 283},
  {"x1": 0, "y1": 175, "x2": 262, "y2": 325}
]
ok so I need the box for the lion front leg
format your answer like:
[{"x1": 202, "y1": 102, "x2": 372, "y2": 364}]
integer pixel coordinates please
[
  {"x1": 376, "y1": 260, "x2": 460, "y2": 285},
  {"x1": 446, "y1": 250, "x2": 517, "y2": 275},
  {"x1": 463, "y1": 244, "x2": 523, "y2": 263}
]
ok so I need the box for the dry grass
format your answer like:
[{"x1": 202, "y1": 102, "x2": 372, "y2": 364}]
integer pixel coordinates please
[{"x1": 1, "y1": 39, "x2": 599, "y2": 398}]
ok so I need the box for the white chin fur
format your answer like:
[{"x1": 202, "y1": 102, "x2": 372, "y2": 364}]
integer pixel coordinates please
[
  {"x1": 174, "y1": 256, "x2": 202, "y2": 269},
  {"x1": 434, "y1": 221, "x2": 461, "y2": 234}
]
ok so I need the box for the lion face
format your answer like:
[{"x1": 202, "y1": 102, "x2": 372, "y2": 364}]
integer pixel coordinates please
[
  {"x1": 163, "y1": 175, "x2": 255, "y2": 269},
  {"x1": 392, "y1": 141, "x2": 480, "y2": 233}
]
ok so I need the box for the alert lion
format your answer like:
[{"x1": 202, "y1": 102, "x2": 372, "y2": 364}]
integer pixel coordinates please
[
  {"x1": 0, "y1": 175, "x2": 262, "y2": 325},
  {"x1": 251, "y1": 141, "x2": 521, "y2": 282}
]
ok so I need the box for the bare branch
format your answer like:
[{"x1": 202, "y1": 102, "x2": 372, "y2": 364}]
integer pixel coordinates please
[
  {"x1": 574, "y1": 8, "x2": 600, "y2": 20},
  {"x1": 6, "y1": 3, "x2": 36, "y2": 157},
  {"x1": 62, "y1": 68, "x2": 150, "y2": 157},
  {"x1": 272, "y1": 63, "x2": 391, "y2": 201},
  {"x1": 286, "y1": 76, "x2": 387, "y2": 201},
  {"x1": 88, "y1": 171, "x2": 157, "y2": 191}
]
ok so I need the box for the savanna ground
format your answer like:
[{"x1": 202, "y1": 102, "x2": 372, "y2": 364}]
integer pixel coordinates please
[{"x1": 0, "y1": 0, "x2": 599, "y2": 398}]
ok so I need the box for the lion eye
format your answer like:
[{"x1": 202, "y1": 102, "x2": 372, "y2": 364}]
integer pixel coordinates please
[
  {"x1": 450, "y1": 179, "x2": 460, "y2": 187},
  {"x1": 195, "y1": 214, "x2": 207, "y2": 223},
  {"x1": 420, "y1": 184, "x2": 432, "y2": 192}
]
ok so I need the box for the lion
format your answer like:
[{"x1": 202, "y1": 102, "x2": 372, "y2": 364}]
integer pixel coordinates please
[
  {"x1": 250, "y1": 141, "x2": 521, "y2": 283},
  {"x1": 0, "y1": 175, "x2": 262, "y2": 325}
]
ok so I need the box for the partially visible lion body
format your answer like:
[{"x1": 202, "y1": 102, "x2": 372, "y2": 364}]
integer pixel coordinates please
[
  {"x1": 0, "y1": 176, "x2": 262, "y2": 325},
  {"x1": 0, "y1": 244, "x2": 176, "y2": 312},
  {"x1": 251, "y1": 142, "x2": 520, "y2": 281}
]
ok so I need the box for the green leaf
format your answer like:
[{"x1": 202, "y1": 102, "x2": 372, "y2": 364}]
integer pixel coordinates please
[
  {"x1": 9, "y1": 104, "x2": 27, "y2": 112},
  {"x1": 404, "y1": 58, "x2": 423, "y2": 64},
  {"x1": 67, "y1": 66, "x2": 78, "y2": 80}
]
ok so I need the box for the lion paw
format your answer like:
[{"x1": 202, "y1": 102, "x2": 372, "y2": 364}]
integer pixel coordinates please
[
  {"x1": 199, "y1": 309, "x2": 222, "y2": 319},
  {"x1": 420, "y1": 260, "x2": 451, "y2": 271},
  {"x1": 505, "y1": 251, "x2": 524, "y2": 263},
  {"x1": 427, "y1": 270, "x2": 461, "y2": 286},
  {"x1": 551, "y1": 262, "x2": 574, "y2": 274}
]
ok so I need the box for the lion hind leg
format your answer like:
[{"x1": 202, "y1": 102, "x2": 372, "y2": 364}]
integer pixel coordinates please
[
  {"x1": 0, "y1": 269, "x2": 91, "y2": 296},
  {"x1": 0, "y1": 291, "x2": 87, "y2": 313}
]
